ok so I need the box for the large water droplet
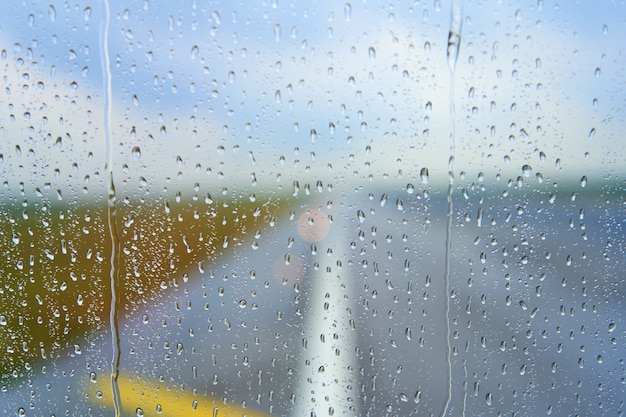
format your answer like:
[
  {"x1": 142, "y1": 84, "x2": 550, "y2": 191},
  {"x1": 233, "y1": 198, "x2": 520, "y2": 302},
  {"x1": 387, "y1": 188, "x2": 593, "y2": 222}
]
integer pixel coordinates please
[
  {"x1": 132, "y1": 146, "x2": 141, "y2": 160},
  {"x1": 420, "y1": 167, "x2": 429, "y2": 184},
  {"x1": 446, "y1": 3, "x2": 463, "y2": 72}
]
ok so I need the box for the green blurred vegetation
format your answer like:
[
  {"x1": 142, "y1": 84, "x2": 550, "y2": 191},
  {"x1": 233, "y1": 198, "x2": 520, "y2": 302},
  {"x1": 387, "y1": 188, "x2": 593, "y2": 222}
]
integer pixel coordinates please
[{"x1": 0, "y1": 192, "x2": 298, "y2": 384}]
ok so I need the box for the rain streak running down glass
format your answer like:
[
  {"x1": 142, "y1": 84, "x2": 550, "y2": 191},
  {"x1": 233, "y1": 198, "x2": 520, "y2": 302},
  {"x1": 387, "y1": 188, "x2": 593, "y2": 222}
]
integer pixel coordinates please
[{"x1": 1, "y1": 1, "x2": 624, "y2": 416}]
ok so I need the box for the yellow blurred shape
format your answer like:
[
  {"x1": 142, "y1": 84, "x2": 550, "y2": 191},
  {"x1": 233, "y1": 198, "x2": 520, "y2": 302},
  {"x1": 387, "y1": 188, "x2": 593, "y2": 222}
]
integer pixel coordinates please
[{"x1": 90, "y1": 374, "x2": 272, "y2": 417}]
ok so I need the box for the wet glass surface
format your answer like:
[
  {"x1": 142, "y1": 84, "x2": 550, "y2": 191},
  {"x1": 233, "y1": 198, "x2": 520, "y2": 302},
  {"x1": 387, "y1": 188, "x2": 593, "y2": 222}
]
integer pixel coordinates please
[{"x1": 1, "y1": 1, "x2": 624, "y2": 416}]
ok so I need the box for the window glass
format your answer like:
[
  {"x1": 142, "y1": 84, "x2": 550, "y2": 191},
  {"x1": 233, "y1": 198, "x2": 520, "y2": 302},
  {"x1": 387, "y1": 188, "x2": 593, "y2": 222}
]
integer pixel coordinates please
[{"x1": 1, "y1": 1, "x2": 624, "y2": 416}]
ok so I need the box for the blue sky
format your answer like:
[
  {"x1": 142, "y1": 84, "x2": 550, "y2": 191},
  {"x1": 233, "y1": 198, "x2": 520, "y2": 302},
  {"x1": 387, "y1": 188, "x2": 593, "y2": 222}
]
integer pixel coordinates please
[{"x1": 1, "y1": 0, "x2": 623, "y2": 198}]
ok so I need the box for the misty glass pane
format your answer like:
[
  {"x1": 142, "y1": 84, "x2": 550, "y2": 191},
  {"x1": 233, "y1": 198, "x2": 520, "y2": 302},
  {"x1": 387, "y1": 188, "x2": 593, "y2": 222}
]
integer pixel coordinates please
[{"x1": 1, "y1": 1, "x2": 624, "y2": 416}]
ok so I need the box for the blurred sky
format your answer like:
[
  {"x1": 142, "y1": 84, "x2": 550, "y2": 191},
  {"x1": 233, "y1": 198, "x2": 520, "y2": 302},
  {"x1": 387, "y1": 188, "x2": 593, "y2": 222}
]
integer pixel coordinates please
[{"x1": 1, "y1": 0, "x2": 624, "y2": 199}]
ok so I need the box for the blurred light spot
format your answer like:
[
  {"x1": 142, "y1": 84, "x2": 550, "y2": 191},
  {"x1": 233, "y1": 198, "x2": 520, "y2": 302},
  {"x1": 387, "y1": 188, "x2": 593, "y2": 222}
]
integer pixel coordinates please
[{"x1": 296, "y1": 209, "x2": 330, "y2": 242}]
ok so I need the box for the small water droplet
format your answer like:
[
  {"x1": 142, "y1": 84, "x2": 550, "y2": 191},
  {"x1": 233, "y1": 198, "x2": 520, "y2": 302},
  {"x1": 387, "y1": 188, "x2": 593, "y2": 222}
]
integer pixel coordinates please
[
  {"x1": 588, "y1": 128, "x2": 596, "y2": 140},
  {"x1": 132, "y1": 146, "x2": 141, "y2": 160},
  {"x1": 538, "y1": 151, "x2": 546, "y2": 162},
  {"x1": 48, "y1": 4, "x2": 56, "y2": 22},
  {"x1": 274, "y1": 24, "x2": 281, "y2": 42},
  {"x1": 344, "y1": 3, "x2": 352, "y2": 21},
  {"x1": 368, "y1": 47, "x2": 376, "y2": 60},
  {"x1": 190, "y1": 45, "x2": 199, "y2": 59}
]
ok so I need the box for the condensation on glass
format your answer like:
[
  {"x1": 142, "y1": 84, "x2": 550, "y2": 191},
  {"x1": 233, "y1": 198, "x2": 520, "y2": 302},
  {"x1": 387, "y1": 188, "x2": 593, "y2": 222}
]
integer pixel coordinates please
[{"x1": 1, "y1": 1, "x2": 624, "y2": 416}]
